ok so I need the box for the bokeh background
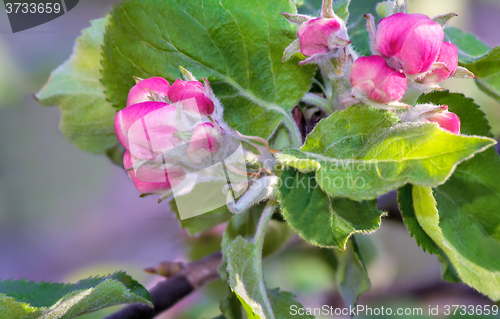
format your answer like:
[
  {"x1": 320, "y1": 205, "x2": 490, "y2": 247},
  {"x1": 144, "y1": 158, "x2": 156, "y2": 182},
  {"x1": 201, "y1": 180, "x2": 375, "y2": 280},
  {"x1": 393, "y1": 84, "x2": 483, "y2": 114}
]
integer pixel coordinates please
[{"x1": 1, "y1": 0, "x2": 500, "y2": 318}]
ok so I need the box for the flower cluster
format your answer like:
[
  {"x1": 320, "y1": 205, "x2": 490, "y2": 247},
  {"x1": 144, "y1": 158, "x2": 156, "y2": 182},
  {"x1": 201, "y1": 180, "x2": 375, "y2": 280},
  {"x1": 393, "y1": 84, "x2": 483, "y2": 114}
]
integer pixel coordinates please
[
  {"x1": 282, "y1": 4, "x2": 467, "y2": 134},
  {"x1": 351, "y1": 13, "x2": 459, "y2": 105},
  {"x1": 115, "y1": 77, "x2": 224, "y2": 197},
  {"x1": 350, "y1": 12, "x2": 462, "y2": 132}
]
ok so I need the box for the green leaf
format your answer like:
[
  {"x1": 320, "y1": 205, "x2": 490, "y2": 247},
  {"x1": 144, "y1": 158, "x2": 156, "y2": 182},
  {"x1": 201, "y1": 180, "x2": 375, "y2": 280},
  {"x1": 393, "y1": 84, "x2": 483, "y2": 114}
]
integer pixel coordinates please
[
  {"x1": 278, "y1": 168, "x2": 385, "y2": 249},
  {"x1": 277, "y1": 105, "x2": 495, "y2": 201},
  {"x1": 170, "y1": 200, "x2": 233, "y2": 236},
  {"x1": 400, "y1": 91, "x2": 500, "y2": 300},
  {"x1": 398, "y1": 184, "x2": 461, "y2": 283},
  {"x1": 0, "y1": 296, "x2": 40, "y2": 319},
  {"x1": 220, "y1": 202, "x2": 295, "y2": 281},
  {"x1": 400, "y1": 90, "x2": 499, "y2": 284},
  {"x1": 444, "y1": 27, "x2": 491, "y2": 64},
  {"x1": 332, "y1": 0, "x2": 350, "y2": 21},
  {"x1": 222, "y1": 203, "x2": 295, "y2": 257},
  {"x1": 270, "y1": 125, "x2": 292, "y2": 151},
  {"x1": 267, "y1": 288, "x2": 312, "y2": 318},
  {"x1": 224, "y1": 202, "x2": 312, "y2": 318},
  {"x1": 0, "y1": 272, "x2": 152, "y2": 319},
  {"x1": 375, "y1": 1, "x2": 394, "y2": 18},
  {"x1": 101, "y1": 0, "x2": 315, "y2": 143},
  {"x1": 220, "y1": 291, "x2": 244, "y2": 319},
  {"x1": 412, "y1": 186, "x2": 500, "y2": 301},
  {"x1": 219, "y1": 203, "x2": 295, "y2": 319},
  {"x1": 334, "y1": 238, "x2": 371, "y2": 307},
  {"x1": 219, "y1": 203, "x2": 266, "y2": 283},
  {"x1": 36, "y1": 17, "x2": 118, "y2": 154},
  {"x1": 462, "y1": 46, "x2": 500, "y2": 103},
  {"x1": 398, "y1": 185, "x2": 441, "y2": 256}
]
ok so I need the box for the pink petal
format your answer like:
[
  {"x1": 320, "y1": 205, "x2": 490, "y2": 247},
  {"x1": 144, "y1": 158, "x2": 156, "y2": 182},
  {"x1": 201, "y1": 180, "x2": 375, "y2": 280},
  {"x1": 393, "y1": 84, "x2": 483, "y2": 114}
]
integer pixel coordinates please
[
  {"x1": 350, "y1": 56, "x2": 407, "y2": 104},
  {"x1": 422, "y1": 42, "x2": 458, "y2": 84},
  {"x1": 168, "y1": 79, "x2": 214, "y2": 115},
  {"x1": 123, "y1": 150, "x2": 184, "y2": 194},
  {"x1": 297, "y1": 18, "x2": 341, "y2": 56},
  {"x1": 127, "y1": 77, "x2": 170, "y2": 107},
  {"x1": 186, "y1": 122, "x2": 221, "y2": 164},
  {"x1": 427, "y1": 110, "x2": 461, "y2": 134},
  {"x1": 115, "y1": 101, "x2": 180, "y2": 159},
  {"x1": 377, "y1": 13, "x2": 444, "y2": 75}
]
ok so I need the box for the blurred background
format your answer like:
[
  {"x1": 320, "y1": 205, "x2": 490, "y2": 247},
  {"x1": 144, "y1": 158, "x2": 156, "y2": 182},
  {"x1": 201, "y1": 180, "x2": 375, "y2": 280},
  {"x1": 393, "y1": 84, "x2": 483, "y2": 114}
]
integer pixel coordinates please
[{"x1": 0, "y1": 0, "x2": 499, "y2": 318}]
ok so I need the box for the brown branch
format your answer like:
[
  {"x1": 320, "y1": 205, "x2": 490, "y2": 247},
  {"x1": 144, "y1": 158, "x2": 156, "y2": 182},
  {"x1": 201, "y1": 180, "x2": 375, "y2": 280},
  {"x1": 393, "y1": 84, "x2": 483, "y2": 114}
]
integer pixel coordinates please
[{"x1": 105, "y1": 251, "x2": 222, "y2": 319}]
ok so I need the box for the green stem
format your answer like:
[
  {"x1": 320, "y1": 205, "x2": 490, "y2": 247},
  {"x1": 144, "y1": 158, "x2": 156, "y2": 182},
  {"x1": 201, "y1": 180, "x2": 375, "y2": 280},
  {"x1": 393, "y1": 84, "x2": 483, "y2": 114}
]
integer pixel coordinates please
[
  {"x1": 254, "y1": 200, "x2": 277, "y2": 249},
  {"x1": 302, "y1": 92, "x2": 335, "y2": 114},
  {"x1": 283, "y1": 113, "x2": 303, "y2": 149}
]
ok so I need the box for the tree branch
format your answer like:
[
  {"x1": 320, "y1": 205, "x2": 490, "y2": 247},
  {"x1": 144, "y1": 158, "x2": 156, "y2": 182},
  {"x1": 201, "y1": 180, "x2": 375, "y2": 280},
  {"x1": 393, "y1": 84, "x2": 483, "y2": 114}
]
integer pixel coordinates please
[{"x1": 105, "y1": 251, "x2": 222, "y2": 319}]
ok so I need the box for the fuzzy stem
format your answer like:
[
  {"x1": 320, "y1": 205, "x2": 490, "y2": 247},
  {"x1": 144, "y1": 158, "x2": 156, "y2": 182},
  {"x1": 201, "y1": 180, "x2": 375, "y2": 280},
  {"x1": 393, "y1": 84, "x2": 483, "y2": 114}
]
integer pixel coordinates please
[{"x1": 283, "y1": 112, "x2": 303, "y2": 148}]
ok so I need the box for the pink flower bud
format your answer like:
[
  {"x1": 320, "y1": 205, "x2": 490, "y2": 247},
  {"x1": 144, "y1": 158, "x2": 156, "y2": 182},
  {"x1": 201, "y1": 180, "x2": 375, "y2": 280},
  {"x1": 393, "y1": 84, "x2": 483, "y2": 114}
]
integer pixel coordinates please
[
  {"x1": 123, "y1": 151, "x2": 184, "y2": 194},
  {"x1": 127, "y1": 77, "x2": 170, "y2": 107},
  {"x1": 297, "y1": 17, "x2": 342, "y2": 56},
  {"x1": 426, "y1": 106, "x2": 460, "y2": 134},
  {"x1": 115, "y1": 101, "x2": 181, "y2": 160},
  {"x1": 350, "y1": 55, "x2": 407, "y2": 104},
  {"x1": 421, "y1": 42, "x2": 458, "y2": 85},
  {"x1": 376, "y1": 13, "x2": 444, "y2": 75},
  {"x1": 168, "y1": 79, "x2": 215, "y2": 115},
  {"x1": 186, "y1": 122, "x2": 221, "y2": 164}
]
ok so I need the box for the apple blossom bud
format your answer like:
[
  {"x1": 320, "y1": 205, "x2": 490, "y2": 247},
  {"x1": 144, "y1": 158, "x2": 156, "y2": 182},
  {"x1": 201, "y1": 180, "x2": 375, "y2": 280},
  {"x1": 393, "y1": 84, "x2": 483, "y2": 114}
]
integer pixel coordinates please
[
  {"x1": 186, "y1": 122, "x2": 221, "y2": 164},
  {"x1": 376, "y1": 13, "x2": 444, "y2": 75},
  {"x1": 350, "y1": 55, "x2": 407, "y2": 104},
  {"x1": 127, "y1": 77, "x2": 170, "y2": 107},
  {"x1": 168, "y1": 79, "x2": 215, "y2": 115},
  {"x1": 296, "y1": 17, "x2": 342, "y2": 56},
  {"x1": 123, "y1": 150, "x2": 184, "y2": 195},
  {"x1": 426, "y1": 107, "x2": 461, "y2": 134},
  {"x1": 421, "y1": 42, "x2": 458, "y2": 85},
  {"x1": 115, "y1": 101, "x2": 181, "y2": 160}
]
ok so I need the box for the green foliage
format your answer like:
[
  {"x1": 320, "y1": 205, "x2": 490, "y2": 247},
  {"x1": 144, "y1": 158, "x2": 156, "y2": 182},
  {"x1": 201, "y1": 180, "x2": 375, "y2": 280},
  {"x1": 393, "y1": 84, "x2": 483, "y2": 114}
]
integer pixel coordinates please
[
  {"x1": 220, "y1": 291, "x2": 244, "y2": 319},
  {"x1": 278, "y1": 168, "x2": 385, "y2": 249},
  {"x1": 334, "y1": 238, "x2": 370, "y2": 307},
  {"x1": 444, "y1": 27, "x2": 491, "y2": 64},
  {"x1": 277, "y1": 105, "x2": 494, "y2": 201},
  {"x1": 101, "y1": 0, "x2": 315, "y2": 142},
  {"x1": 398, "y1": 185, "x2": 461, "y2": 283},
  {"x1": 219, "y1": 203, "x2": 295, "y2": 318},
  {"x1": 170, "y1": 200, "x2": 233, "y2": 236},
  {"x1": 411, "y1": 185, "x2": 500, "y2": 301},
  {"x1": 221, "y1": 203, "x2": 293, "y2": 258},
  {"x1": 462, "y1": 46, "x2": 500, "y2": 104},
  {"x1": 0, "y1": 272, "x2": 152, "y2": 319},
  {"x1": 375, "y1": 1, "x2": 394, "y2": 18},
  {"x1": 347, "y1": 0, "x2": 381, "y2": 56},
  {"x1": 223, "y1": 202, "x2": 312, "y2": 318},
  {"x1": 398, "y1": 91, "x2": 500, "y2": 300},
  {"x1": 332, "y1": 0, "x2": 351, "y2": 21},
  {"x1": 36, "y1": 17, "x2": 118, "y2": 154}
]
